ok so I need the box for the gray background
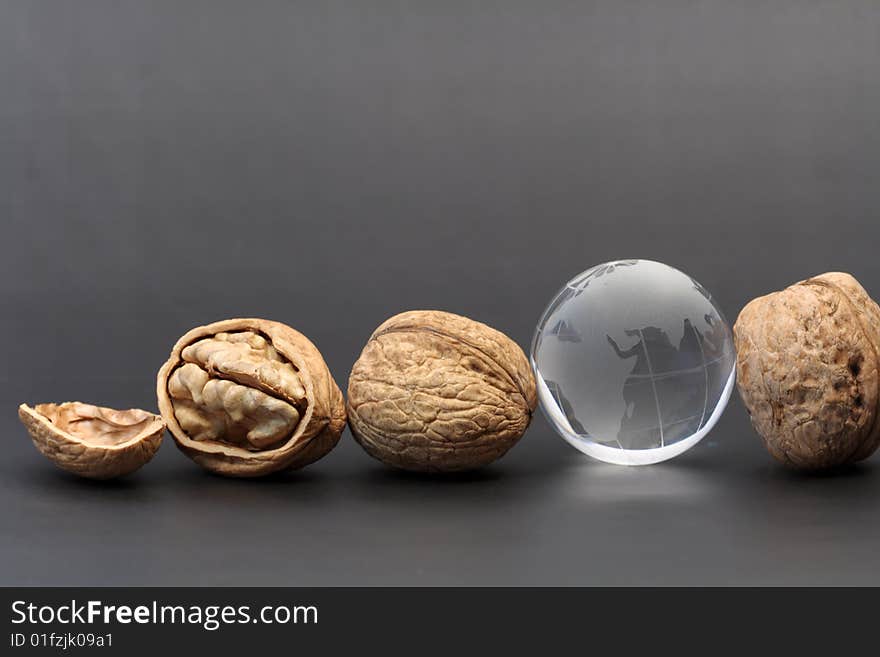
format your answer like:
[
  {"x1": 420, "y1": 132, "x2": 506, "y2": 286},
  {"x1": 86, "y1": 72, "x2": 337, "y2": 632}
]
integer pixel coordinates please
[{"x1": 2, "y1": 1, "x2": 879, "y2": 585}]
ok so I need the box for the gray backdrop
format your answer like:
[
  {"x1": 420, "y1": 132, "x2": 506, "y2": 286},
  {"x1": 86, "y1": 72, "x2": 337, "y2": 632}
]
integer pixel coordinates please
[{"x1": 2, "y1": 1, "x2": 879, "y2": 585}]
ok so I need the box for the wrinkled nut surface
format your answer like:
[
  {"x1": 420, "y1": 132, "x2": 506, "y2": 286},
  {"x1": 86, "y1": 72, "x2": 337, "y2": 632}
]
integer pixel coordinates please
[
  {"x1": 734, "y1": 272, "x2": 880, "y2": 470},
  {"x1": 18, "y1": 402, "x2": 164, "y2": 479},
  {"x1": 157, "y1": 318, "x2": 346, "y2": 477},
  {"x1": 347, "y1": 310, "x2": 538, "y2": 472}
]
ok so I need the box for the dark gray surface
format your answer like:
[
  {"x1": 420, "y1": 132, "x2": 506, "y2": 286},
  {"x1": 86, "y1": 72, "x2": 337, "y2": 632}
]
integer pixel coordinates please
[{"x1": 2, "y1": 1, "x2": 880, "y2": 585}]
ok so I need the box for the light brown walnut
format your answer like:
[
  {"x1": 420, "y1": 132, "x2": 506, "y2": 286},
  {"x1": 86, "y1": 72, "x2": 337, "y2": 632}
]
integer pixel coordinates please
[
  {"x1": 157, "y1": 318, "x2": 346, "y2": 477},
  {"x1": 347, "y1": 310, "x2": 538, "y2": 472},
  {"x1": 18, "y1": 402, "x2": 164, "y2": 479},
  {"x1": 734, "y1": 272, "x2": 880, "y2": 470}
]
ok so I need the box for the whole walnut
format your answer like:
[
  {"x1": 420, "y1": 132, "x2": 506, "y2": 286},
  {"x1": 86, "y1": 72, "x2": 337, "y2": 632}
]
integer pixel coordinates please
[
  {"x1": 347, "y1": 310, "x2": 538, "y2": 472},
  {"x1": 157, "y1": 318, "x2": 346, "y2": 477},
  {"x1": 734, "y1": 272, "x2": 880, "y2": 470}
]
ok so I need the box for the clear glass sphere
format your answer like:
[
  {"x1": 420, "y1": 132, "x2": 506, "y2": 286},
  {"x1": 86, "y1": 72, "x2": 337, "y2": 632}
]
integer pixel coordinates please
[{"x1": 531, "y1": 260, "x2": 736, "y2": 465}]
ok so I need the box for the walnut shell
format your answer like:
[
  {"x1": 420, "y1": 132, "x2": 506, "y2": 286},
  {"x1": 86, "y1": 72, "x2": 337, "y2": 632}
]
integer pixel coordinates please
[
  {"x1": 734, "y1": 272, "x2": 880, "y2": 470},
  {"x1": 347, "y1": 310, "x2": 538, "y2": 472},
  {"x1": 157, "y1": 318, "x2": 346, "y2": 477},
  {"x1": 18, "y1": 402, "x2": 164, "y2": 479}
]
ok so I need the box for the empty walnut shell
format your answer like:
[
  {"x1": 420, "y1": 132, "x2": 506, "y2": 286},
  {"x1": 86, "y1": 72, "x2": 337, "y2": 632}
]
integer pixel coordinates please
[
  {"x1": 734, "y1": 272, "x2": 880, "y2": 470},
  {"x1": 157, "y1": 318, "x2": 346, "y2": 477},
  {"x1": 347, "y1": 310, "x2": 538, "y2": 472},
  {"x1": 18, "y1": 402, "x2": 164, "y2": 479}
]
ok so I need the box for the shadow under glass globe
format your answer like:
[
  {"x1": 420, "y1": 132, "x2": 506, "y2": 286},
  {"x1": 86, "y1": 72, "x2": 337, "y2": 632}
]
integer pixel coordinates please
[{"x1": 531, "y1": 260, "x2": 736, "y2": 465}]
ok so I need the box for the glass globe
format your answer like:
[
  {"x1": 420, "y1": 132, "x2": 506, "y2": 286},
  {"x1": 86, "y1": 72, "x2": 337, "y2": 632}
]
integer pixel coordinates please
[{"x1": 531, "y1": 260, "x2": 736, "y2": 465}]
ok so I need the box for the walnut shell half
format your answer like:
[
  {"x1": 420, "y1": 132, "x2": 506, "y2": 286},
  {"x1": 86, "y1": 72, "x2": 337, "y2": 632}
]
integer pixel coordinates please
[
  {"x1": 347, "y1": 310, "x2": 538, "y2": 472},
  {"x1": 18, "y1": 402, "x2": 164, "y2": 479},
  {"x1": 734, "y1": 272, "x2": 880, "y2": 470},
  {"x1": 157, "y1": 318, "x2": 346, "y2": 477}
]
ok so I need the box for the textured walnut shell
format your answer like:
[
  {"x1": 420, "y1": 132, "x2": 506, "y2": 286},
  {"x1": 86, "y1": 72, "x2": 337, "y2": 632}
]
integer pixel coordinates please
[
  {"x1": 347, "y1": 310, "x2": 538, "y2": 472},
  {"x1": 734, "y1": 272, "x2": 880, "y2": 470},
  {"x1": 157, "y1": 318, "x2": 346, "y2": 477},
  {"x1": 18, "y1": 402, "x2": 164, "y2": 479}
]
